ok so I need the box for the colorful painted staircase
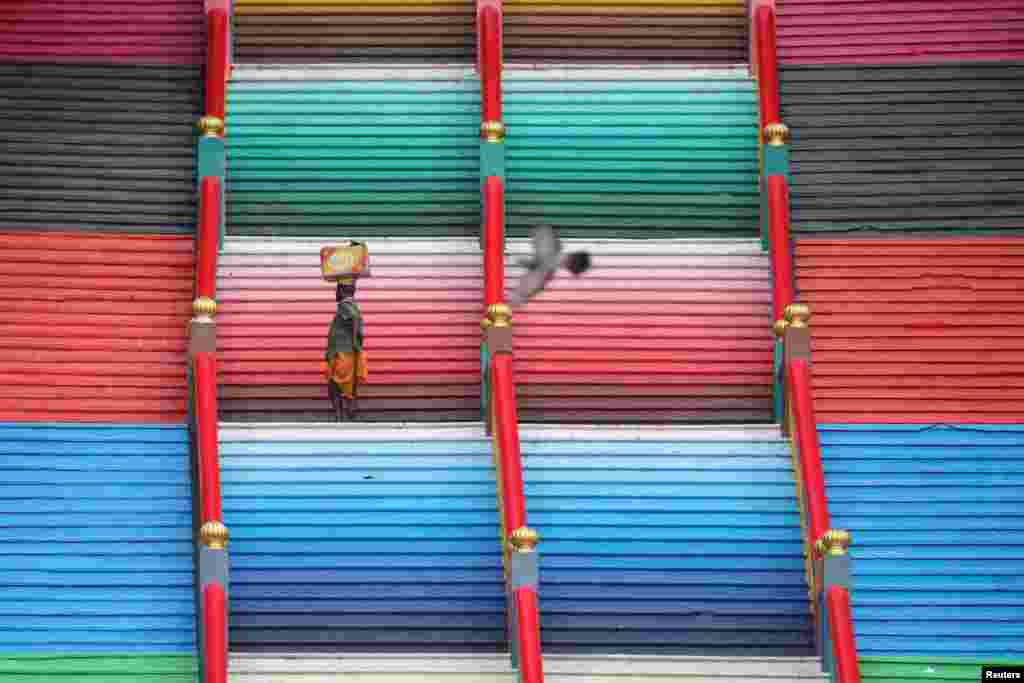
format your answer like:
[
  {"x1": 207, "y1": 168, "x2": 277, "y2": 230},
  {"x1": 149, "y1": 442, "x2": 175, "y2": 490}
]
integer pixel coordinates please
[
  {"x1": 3, "y1": 0, "x2": 1024, "y2": 680},
  {"x1": 216, "y1": 0, "x2": 815, "y2": 677}
]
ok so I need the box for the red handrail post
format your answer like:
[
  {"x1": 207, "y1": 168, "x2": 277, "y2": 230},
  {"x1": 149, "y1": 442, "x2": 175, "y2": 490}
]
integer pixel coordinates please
[
  {"x1": 515, "y1": 587, "x2": 544, "y2": 683},
  {"x1": 194, "y1": 353, "x2": 223, "y2": 522},
  {"x1": 766, "y1": 175, "x2": 794, "y2": 322},
  {"x1": 492, "y1": 355, "x2": 526, "y2": 533},
  {"x1": 753, "y1": 3, "x2": 862, "y2": 680},
  {"x1": 484, "y1": 308, "x2": 544, "y2": 683},
  {"x1": 202, "y1": 584, "x2": 228, "y2": 683},
  {"x1": 788, "y1": 358, "x2": 830, "y2": 543},
  {"x1": 478, "y1": 2, "x2": 502, "y2": 122},
  {"x1": 206, "y1": 9, "x2": 229, "y2": 120},
  {"x1": 194, "y1": 5, "x2": 231, "y2": 683},
  {"x1": 780, "y1": 308, "x2": 860, "y2": 678},
  {"x1": 197, "y1": 177, "x2": 221, "y2": 300},
  {"x1": 478, "y1": 2, "x2": 543, "y2": 679},
  {"x1": 827, "y1": 587, "x2": 862, "y2": 683},
  {"x1": 754, "y1": 2, "x2": 780, "y2": 127},
  {"x1": 484, "y1": 177, "x2": 506, "y2": 306}
]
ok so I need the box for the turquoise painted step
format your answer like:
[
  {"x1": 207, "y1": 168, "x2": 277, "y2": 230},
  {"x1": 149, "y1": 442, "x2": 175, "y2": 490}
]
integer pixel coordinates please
[
  {"x1": 0, "y1": 424, "x2": 196, "y2": 655},
  {"x1": 228, "y1": 78, "x2": 481, "y2": 238},
  {"x1": 818, "y1": 424, "x2": 1024, "y2": 659},
  {"x1": 504, "y1": 77, "x2": 758, "y2": 238},
  {"x1": 227, "y1": 73, "x2": 758, "y2": 238},
  {"x1": 220, "y1": 424, "x2": 810, "y2": 655}
]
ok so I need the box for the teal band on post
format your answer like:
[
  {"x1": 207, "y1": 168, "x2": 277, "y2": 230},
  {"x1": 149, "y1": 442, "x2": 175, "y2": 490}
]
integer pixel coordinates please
[
  {"x1": 763, "y1": 143, "x2": 789, "y2": 177},
  {"x1": 480, "y1": 141, "x2": 506, "y2": 181},
  {"x1": 197, "y1": 136, "x2": 226, "y2": 180}
]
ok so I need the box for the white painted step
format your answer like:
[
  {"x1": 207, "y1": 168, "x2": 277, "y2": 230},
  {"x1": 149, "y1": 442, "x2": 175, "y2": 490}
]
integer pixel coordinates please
[{"x1": 231, "y1": 654, "x2": 828, "y2": 683}]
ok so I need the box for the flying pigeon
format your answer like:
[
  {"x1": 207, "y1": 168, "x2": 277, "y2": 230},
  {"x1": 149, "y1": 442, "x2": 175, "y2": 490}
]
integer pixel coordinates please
[{"x1": 508, "y1": 224, "x2": 591, "y2": 305}]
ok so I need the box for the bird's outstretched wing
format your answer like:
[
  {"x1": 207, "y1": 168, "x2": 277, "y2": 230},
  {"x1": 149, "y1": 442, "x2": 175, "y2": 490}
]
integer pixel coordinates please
[
  {"x1": 509, "y1": 267, "x2": 553, "y2": 305},
  {"x1": 530, "y1": 224, "x2": 562, "y2": 265}
]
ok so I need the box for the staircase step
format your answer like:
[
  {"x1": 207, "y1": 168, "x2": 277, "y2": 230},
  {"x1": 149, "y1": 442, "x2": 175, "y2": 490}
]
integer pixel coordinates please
[
  {"x1": 217, "y1": 235, "x2": 774, "y2": 425},
  {"x1": 227, "y1": 66, "x2": 759, "y2": 241},
  {"x1": 221, "y1": 423, "x2": 810, "y2": 655},
  {"x1": 231, "y1": 654, "x2": 827, "y2": 682}
]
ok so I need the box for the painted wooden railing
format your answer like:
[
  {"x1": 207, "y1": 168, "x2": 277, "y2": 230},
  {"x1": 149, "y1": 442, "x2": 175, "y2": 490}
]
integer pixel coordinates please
[
  {"x1": 751, "y1": 2, "x2": 861, "y2": 682},
  {"x1": 190, "y1": 5, "x2": 231, "y2": 683},
  {"x1": 478, "y1": 2, "x2": 544, "y2": 681}
]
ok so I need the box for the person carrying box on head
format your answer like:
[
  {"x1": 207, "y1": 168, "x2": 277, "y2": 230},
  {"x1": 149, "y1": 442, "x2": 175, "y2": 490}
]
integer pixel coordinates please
[{"x1": 322, "y1": 242, "x2": 370, "y2": 422}]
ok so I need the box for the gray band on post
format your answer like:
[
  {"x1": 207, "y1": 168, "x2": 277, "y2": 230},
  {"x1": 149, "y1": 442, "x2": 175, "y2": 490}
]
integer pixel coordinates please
[
  {"x1": 785, "y1": 325, "x2": 811, "y2": 365},
  {"x1": 486, "y1": 326, "x2": 513, "y2": 355},
  {"x1": 189, "y1": 320, "x2": 217, "y2": 356},
  {"x1": 822, "y1": 553, "x2": 851, "y2": 591},
  {"x1": 509, "y1": 551, "x2": 539, "y2": 591},
  {"x1": 198, "y1": 544, "x2": 230, "y2": 595}
]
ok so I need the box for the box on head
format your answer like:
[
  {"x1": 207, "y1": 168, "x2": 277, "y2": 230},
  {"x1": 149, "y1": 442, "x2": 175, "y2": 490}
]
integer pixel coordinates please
[{"x1": 320, "y1": 241, "x2": 371, "y2": 283}]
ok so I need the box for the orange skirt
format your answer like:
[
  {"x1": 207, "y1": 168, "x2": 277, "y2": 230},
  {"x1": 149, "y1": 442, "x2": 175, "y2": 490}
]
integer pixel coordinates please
[{"x1": 326, "y1": 351, "x2": 369, "y2": 399}]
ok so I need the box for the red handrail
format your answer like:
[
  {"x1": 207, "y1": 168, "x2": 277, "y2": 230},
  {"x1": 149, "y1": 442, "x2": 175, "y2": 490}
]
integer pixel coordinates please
[
  {"x1": 766, "y1": 176, "x2": 794, "y2": 323},
  {"x1": 196, "y1": 177, "x2": 220, "y2": 300},
  {"x1": 827, "y1": 587, "x2": 862, "y2": 683},
  {"x1": 193, "y1": 353, "x2": 223, "y2": 522},
  {"x1": 755, "y1": 0, "x2": 794, "y2": 321},
  {"x1": 484, "y1": 177, "x2": 506, "y2": 306},
  {"x1": 478, "y1": 2, "x2": 502, "y2": 121},
  {"x1": 202, "y1": 584, "x2": 227, "y2": 683},
  {"x1": 752, "y1": 4, "x2": 860, "y2": 683},
  {"x1": 515, "y1": 588, "x2": 543, "y2": 683},
  {"x1": 491, "y1": 356, "x2": 526, "y2": 532},
  {"x1": 754, "y1": 2, "x2": 780, "y2": 128},
  {"x1": 196, "y1": 7, "x2": 230, "y2": 683},
  {"x1": 491, "y1": 357, "x2": 544, "y2": 683},
  {"x1": 787, "y1": 359, "x2": 829, "y2": 543},
  {"x1": 478, "y1": 4, "x2": 542, "y2": 679},
  {"x1": 206, "y1": 9, "x2": 229, "y2": 120}
]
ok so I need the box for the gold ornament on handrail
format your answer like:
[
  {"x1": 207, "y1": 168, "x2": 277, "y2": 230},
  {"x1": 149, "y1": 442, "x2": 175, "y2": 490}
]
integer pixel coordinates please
[
  {"x1": 764, "y1": 122, "x2": 790, "y2": 146},
  {"x1": 509, "y1": 526, "x2": 540, "y2": 553},
  {"x1": 193, "y1": 297, "x2": 217, "y2": 318},
  {"x1": 487, "y1": 303, "x2": 512, "y2": 328},
  {"x1": 773, "y1": 319, "x2": 789, "y2": 338},
  {"x1": 784, "y1": 303, "x2": 811, "y2": 329},
  {"x1": 481, "y1": 120, "x2": 506, "y2": 143},
  {"x1": 199, "y1": 520, "x2": 230, "y2": 550},
  {"x1": 815, "y1": 529, "x2": 851, "y2": 557},
  {"x1": 197, "y1": 116, "x2": 225, "y2": 138}
]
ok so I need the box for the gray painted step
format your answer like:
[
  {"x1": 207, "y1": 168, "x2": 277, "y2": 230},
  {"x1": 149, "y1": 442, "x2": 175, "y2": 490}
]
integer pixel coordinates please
[{"x1": 231, "y1": 654, "x2": 828, "y2": 682}]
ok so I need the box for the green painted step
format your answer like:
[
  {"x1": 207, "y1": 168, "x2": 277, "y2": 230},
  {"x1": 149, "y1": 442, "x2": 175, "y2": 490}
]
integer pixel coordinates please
[
  {"x1": 227, "y1": 72, "x2": 759, "y2": 239},
  {"x1": 0, "y1": 654, "x2": 197, "y2": 681},
  {"x1": 861, "y1": 657, "x2": 1024, "y2": 683}
]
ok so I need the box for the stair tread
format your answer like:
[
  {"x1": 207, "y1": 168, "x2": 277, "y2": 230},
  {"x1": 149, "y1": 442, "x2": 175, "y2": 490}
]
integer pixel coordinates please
[
  {"x1": 230, "y1": 653, "x2": 827, "y2": 676},
  {"x1": 219, "y1": 423, "x2": 786, "y2": 442}
]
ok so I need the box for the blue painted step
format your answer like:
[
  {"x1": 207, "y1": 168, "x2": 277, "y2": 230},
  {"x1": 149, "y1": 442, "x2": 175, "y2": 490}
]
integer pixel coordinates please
[
  {"x1": 819, "y1": 424, "x2": 1024, "y2": 660},
  {"x1": 0, "y1": 423, "x2": 196, "y2": 654},
  {"x1": 219, "y1": 424, "x2": 811, "y2": 655}
]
